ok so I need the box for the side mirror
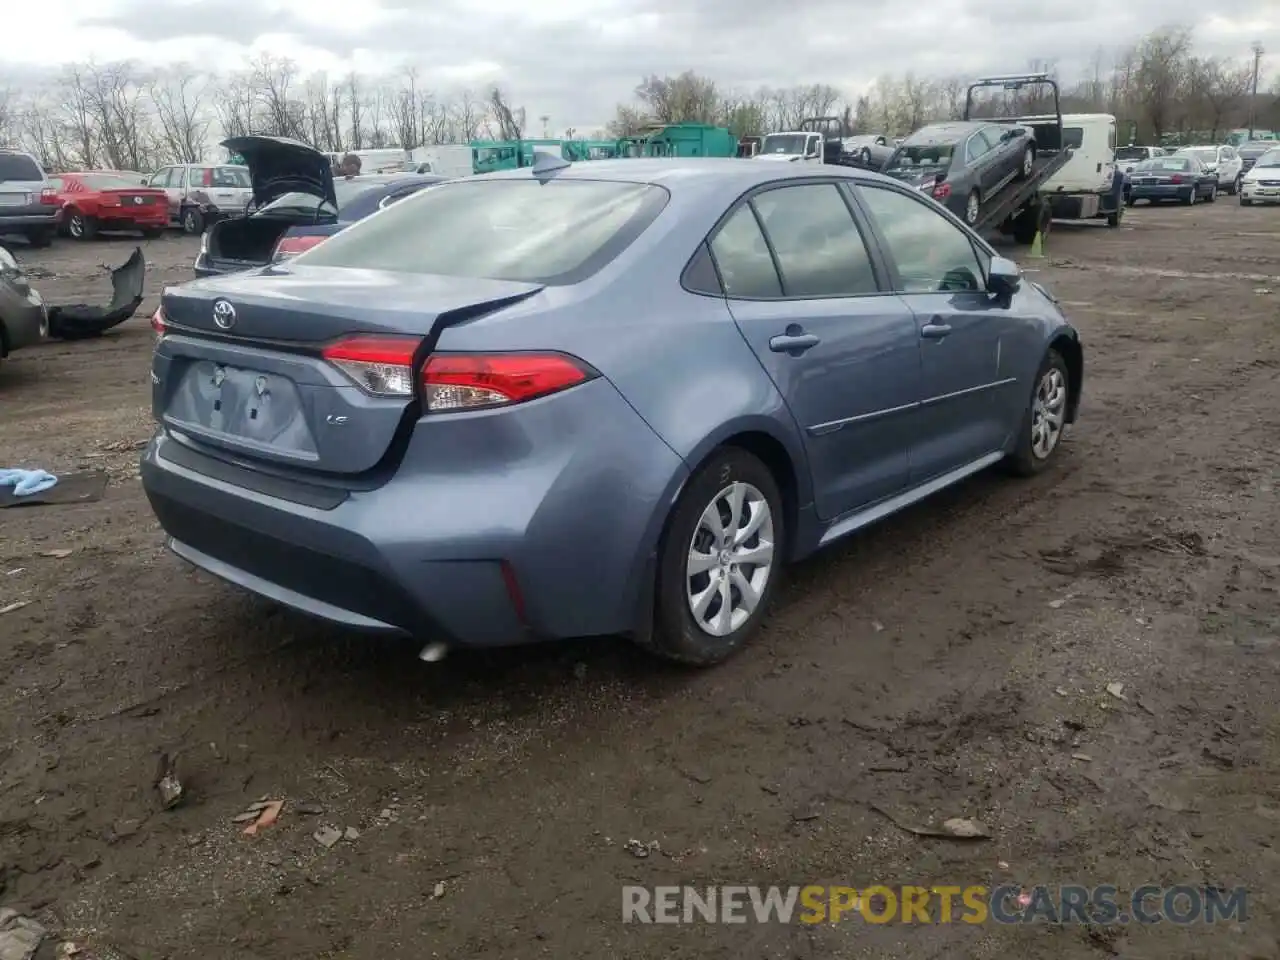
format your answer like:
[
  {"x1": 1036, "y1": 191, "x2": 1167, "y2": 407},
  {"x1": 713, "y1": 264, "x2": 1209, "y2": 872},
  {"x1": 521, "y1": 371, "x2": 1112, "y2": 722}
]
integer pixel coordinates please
[{"x1": 988, "y1": 256, "x2": 1021, "y2": 295}]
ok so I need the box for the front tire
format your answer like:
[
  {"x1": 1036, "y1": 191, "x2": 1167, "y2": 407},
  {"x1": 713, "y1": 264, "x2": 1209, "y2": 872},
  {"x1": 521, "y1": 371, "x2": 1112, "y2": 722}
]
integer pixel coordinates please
[
  {"x1": 181, "y1": 206, "x2": 204, "y2": 235},
  {"x1": 646, "y1": 447, "x2": 784, "y2": 666},
  {"x1": 1006, "y1": 350, "x2": 1071, "y2": 477},
  {"x1": 1205, "y1": 183, "x2": 1217, "y2": 203}
]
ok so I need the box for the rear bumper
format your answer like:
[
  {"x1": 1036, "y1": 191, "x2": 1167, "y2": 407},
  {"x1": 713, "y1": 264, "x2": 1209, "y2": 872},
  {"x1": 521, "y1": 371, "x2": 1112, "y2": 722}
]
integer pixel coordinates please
[
  {"x1": 1129, "y1": 185, "x2": 1192, "y2": 201},
  {"x1": 99, "y1": 209, "x2": 168, "y2": 228},
  {"x1": 140, "y1": 377, "x2": 688, "y2": 647},
  {"x1": 0, "y1": 207, "x2": 58, "y2": 231}
]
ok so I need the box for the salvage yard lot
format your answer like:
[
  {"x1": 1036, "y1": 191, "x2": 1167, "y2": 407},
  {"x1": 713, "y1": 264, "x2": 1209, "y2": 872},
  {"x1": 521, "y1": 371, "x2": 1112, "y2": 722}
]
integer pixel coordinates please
[{"x1": 2, "y1": 203, "x2": 1280, "y2": 959}]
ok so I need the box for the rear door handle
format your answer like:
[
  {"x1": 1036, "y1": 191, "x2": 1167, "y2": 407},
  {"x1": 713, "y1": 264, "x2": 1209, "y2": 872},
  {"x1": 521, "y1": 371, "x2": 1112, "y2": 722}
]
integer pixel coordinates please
[
  {"x1": 920, "y1": 322, "x2": 952, "y2": 340},
  {"x1": 769, "y1": 332, "x2": 821, "y2": 354}
]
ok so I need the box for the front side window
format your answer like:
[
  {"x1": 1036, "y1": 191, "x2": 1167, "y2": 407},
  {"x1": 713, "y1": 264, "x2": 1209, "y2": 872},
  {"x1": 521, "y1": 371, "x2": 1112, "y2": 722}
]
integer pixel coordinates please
[
  {"x1": 297, "y1": 178, "x2": 669, "y2": 285},
  {"x1": 857, "y1": 186, "x2": 985, "y2": 294},
  {"x1": 750, "y1": 184, "x2": 879, "y2": 297}
]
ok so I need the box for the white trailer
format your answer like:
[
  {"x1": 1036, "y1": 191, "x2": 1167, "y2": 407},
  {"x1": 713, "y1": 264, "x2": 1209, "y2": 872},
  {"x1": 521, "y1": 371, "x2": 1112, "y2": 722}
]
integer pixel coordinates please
[{"x1": 407, "y1": 145, "x2": 474, "y2": 178}]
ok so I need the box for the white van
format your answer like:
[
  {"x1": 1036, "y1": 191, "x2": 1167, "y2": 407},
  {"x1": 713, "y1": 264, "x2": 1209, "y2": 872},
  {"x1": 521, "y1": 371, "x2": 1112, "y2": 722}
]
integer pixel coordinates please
[
  {"x1": 1042, "y1": 113, "x2": 1120, "y2": 224},
  {"x1": 407, "y1": 144, "x2": 473, "y2": 179}
]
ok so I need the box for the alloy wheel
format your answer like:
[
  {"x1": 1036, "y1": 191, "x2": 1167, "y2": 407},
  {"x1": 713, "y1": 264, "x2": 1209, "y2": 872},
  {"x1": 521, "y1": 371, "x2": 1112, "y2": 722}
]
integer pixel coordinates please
[
  {"x1": 966, "y1": 191, "x2": 980, "y2": 225},
  {"x1": 1031, "y1": 367, "x2": 1067, "y2": 460},
  {"x1": 685, "y1": 481, "x2": 775, "y2": 637}
]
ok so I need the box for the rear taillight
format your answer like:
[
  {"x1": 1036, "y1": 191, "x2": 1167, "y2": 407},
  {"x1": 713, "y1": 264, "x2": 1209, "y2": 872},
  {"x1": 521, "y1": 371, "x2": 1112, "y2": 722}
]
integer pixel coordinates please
[
  {"x1": 932, "y1": 181, "x2": 951, "y2": 201},
  {"x1": 1170, "y1": 175, "x2": 1184, "y2": 184},
  {"x1": 273, "y1": 235, "x2": 324, "y2": 260},
  {"x1": 151, "y1": 307, "x2": 167, "y2": 340},
  {"x1": 320, "y1": 337, "x2": 596, "y2": 409},
  {"x1": 322, "y1": 335, "x2": 422, "y2": 397},
  {"x1": 422, "y1": 353, "x2": 594, "y2": 411},
  {"x1": 39, "y1": 187, "x2": 58, "y2": 205}
]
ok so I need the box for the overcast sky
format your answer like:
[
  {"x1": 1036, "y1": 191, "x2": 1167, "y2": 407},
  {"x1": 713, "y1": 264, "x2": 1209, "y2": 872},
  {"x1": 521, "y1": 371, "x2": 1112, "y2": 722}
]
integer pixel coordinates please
[{"x1": 2, "y1": 0, "x2": 1276, "y2": 131}]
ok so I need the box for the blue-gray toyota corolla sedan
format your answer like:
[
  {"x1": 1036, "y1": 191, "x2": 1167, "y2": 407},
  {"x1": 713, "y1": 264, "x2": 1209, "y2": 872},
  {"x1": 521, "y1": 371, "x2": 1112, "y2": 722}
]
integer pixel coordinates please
[{"x1": 141, "y1": 156, "x2": 1083, "y2": 666}]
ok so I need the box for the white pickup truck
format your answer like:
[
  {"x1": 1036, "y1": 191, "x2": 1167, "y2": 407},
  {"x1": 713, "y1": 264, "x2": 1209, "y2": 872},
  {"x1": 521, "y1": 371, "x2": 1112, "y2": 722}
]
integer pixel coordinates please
[{"x1": 752, "y1": 132, "x2": 824, "y2": 164}]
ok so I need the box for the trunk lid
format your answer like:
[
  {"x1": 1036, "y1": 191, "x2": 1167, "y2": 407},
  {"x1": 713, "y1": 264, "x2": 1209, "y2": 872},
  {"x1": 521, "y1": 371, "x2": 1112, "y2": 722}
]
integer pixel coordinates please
[
  {"x1": 221, "y1": 135, "x2": 337, "y2": 210},
  {"x1": 102, "y1": 187, "x2": 165, "y2": 207},
  {"x1": 155, "y1": 266, "x2": 543, "y2": 474}
]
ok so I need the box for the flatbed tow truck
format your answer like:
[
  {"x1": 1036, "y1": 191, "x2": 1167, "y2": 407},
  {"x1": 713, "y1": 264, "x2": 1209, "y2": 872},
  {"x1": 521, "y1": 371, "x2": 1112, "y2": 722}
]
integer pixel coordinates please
[{"x1": 960, "y1": 73, "x2": 1073, "y2": 244}]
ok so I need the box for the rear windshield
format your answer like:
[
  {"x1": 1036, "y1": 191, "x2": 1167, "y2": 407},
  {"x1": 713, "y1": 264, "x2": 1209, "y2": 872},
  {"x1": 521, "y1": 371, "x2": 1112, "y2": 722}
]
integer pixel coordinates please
[
  {"x1": 760, "y1": 134, "x2": 810, "y2": 155},
  {"x1": 258, "y1": 192, "x2": 338, "y2": 218},
  {"x1": 887, "y1": 143, "x2": 955, "y2": 171},
  {"x1": 194, "y1": 166, "x2": 251, "y2": 188},
  {"x1": 1136, "y1": 157, "x2": 1191, "y2": 172},
  {"x1": 80, "y1": 174, "x2": 146, "y2": 190},
  {"x1": 1115, "y1": 146, "x2": 1150, "y2": 161},
  {"x1": 296, "y1": 178, "x2": 670, "y2": 285},
  {"x1": 1178, "y1": 148, "x2": 1216, "y2": 163},
  {"x1": 0, "y1": 154, "x2": 42, "y2": 183}
]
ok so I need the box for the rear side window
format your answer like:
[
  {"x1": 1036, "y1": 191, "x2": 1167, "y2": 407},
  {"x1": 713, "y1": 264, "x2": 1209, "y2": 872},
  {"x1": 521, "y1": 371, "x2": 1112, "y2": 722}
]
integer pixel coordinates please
[
  {"x1": 298, "y1": 179, "x2": 669, "y2": 285},
  {"x1": 709, "y1": 206, "x2": 782, "y2": 298},
  {"x1": 0, "y1": 154, "x2": 42, "y2": 182},
  {"x1": 1062, "y1": 127, "x2": 1084, "y2": 149},
  {"x1": 193, "y1": 166, "x2": 251, "y2": 188}
]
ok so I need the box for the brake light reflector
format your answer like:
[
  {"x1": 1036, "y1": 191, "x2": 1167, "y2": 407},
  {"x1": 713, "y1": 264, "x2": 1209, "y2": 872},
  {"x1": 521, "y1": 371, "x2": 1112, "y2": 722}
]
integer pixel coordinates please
[
  {"x1": 273, "y1": 235, "x2": 325, "y2": 261},
  {"x1": 151, "y1": 307, "x2": 167, "y2": 340},
  {"x1": 1169, "y1": 175, "x2": 1184, "y2": 184},
  {"x1": 422, "y1": 353, "x2": 594, "y2": 411},
  {"x1": 39, "y1": 187, "x2": 58, "y2": 205},
  {"x1": 931, "y1": 181, "x2": 951, "y2": 201},
  {"x1": 322, "y1": 335, "x2": 422, "y2": 397}
]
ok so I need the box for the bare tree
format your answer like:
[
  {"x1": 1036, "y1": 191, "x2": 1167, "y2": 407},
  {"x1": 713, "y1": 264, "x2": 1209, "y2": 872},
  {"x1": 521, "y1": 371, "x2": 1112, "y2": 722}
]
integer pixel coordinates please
[
  {"x1": 1193, "y1": 57, "x2": 1253, "y2": 140},
  {"x1": 151, "y1": 65, "x2": 213, "y2": 163},
  {"x1": 1134, "y1": 27, "x2": 1192, "y2": 139},
  {"x1": 487, "y1": 87, "x2": 525, "y2": 140}
]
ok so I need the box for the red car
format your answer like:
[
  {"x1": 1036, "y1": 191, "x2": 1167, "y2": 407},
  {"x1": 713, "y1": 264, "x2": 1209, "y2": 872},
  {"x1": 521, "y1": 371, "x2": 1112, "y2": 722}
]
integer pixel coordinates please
[{"x1": 49, "y1": 172, "x2": 169, "y2": 241}]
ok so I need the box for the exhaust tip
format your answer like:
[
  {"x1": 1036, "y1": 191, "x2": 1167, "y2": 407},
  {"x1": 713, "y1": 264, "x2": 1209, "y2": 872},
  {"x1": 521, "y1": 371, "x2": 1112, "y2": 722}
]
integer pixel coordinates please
[{"x1": 418, "y1": 641, "x2": 448, "y2": 663}]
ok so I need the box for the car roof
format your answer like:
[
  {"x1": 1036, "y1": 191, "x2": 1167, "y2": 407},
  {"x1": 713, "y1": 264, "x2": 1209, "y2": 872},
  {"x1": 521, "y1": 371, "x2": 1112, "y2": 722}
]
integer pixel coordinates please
[
  {"x1": 471, "y1": 157, "x2": 908, "y2": 192},
  {"x1": 903, "y1": 121, "x2": 986, "y2": 143}
]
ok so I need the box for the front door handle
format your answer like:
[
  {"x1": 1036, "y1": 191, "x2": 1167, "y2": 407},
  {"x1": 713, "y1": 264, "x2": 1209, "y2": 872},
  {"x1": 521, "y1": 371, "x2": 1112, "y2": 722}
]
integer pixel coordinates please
[
  {"x1": 920, "y1": 322, "x2": 952, "y2": 340},
  {"x1": 769, "y1": 332, "x2": 821, "y2": 354}
]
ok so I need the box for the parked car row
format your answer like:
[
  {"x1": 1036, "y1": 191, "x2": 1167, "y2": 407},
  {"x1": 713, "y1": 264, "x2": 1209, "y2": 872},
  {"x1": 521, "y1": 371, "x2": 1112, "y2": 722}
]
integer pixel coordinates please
[{"x1": 1123, "y1": 142, "x2": 1280, "y2": 207}]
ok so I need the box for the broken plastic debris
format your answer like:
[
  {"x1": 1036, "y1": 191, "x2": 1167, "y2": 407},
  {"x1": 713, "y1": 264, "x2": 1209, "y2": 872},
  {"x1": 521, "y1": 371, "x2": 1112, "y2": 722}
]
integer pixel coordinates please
[
  {"x1": 40, "y1": 549, "x2": 73, "y2": 559},
  {"x1": 344, "y1": 826, "x2": 360, "y2": 841},
  {"x1": 155, "y1": 752, "x2": 183, "y2": 809},
  {"x1": 0, "y1": 908, "x2": 46, "y2": 960},
  {"x1": 1071, "y1": 753, "x2": 1094, "y2": 762},
  {"x1": 314, "y1": 826, "x2": 342, "y2": 849},
  {"x1": 624, "y1": 838, "x2": 660, "y2": 858},
  {"x1": 870, "y1": 805, "x2": 991, "y2": 839},
  {"x1": 0, "y1": 601, "x2": 30, "y2": 615},
  {"x1": 432, "y1": 881, "x2": 446, "y2": 899},
  {"x1": 1105, "y1": 682, "x2": 1127, "y2": 701},
  {"x1": 243, "y1": 800, "x2": 284, "y2": 835}
]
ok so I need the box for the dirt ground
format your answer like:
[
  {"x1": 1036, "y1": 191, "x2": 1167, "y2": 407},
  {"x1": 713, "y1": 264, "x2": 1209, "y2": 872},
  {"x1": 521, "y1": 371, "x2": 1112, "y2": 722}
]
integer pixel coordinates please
[{"x1": 1, "y1": 203, "x2": 1279, "y2": 960}]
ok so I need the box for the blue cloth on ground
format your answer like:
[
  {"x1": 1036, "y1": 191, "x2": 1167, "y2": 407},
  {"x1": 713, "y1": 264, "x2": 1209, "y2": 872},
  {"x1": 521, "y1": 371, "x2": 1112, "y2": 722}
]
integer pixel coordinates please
[{"x1": 0, "y1": 468, "x2": 59, "y2": 497}]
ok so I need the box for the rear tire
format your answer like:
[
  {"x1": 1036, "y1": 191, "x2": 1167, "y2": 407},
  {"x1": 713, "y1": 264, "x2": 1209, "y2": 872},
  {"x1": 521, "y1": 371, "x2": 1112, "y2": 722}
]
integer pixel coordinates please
[
  {"x1": 181, "y1": 207, "x2": 204, "y2": 235},
  {"x1": 26, "y1": 229, "x2": 53, "y2": 249},
  {"x1": 964, "y1": 189, "x2": 981, "y2": 227},
  {"x1": 1105, "y1": 208, "x2": 1121, "y2": 227},
  {"x1": 1017, "y1": 145, "x2": 1034, "y2": 180},
  {"x1": 1184, "y1": 188, "x2": 1196, "y2": 206},
  {"x1": 1006, "y1": 349, "x2": 1071, "y2": 477},
  {"x1": 67, "y1": 211, "x2": 97, "y2": 241},
  {"x1": 644, "y1": 447, "x2": 784, "y2": 666},
  {"x1": 141, "y1": 227, "x2": 163, "y2": 239},
  {"x1": 1205, "y1": 184, "x2": 1217, "y2": 203}
]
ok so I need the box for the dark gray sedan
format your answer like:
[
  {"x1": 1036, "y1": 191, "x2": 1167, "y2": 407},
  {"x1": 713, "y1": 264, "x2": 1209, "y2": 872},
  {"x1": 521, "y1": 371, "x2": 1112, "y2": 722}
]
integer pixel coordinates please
[
  {"x1": 1125, "y1": 156, "x2": 1217, "y2": 206},
  {"x1": 881, "y1": 120, "x2": 1037, "y2": 227},
  {"x1": 0, "y1": 244, "x2": 48, "y2": 360}
]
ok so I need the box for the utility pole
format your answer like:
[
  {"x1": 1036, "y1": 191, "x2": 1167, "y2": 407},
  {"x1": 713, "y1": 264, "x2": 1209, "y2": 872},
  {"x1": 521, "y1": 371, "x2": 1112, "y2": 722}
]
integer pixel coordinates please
[{"x1": 1248, "y1": 42, "x2": 1264, "y2": 139}]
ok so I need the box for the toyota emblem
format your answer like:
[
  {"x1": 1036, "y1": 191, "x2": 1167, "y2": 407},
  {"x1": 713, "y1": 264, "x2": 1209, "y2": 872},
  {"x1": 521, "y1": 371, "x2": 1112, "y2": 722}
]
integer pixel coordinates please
[{"x1": 212, "y1": 299, "x2": 236, "y2": 330}]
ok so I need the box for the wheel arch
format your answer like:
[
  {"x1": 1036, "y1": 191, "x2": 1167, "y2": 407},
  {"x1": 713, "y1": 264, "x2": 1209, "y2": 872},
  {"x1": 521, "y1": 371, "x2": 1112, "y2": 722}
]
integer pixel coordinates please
[{"x1": 1049, "y1": 329, "x2": 1083, "y2": 423}]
